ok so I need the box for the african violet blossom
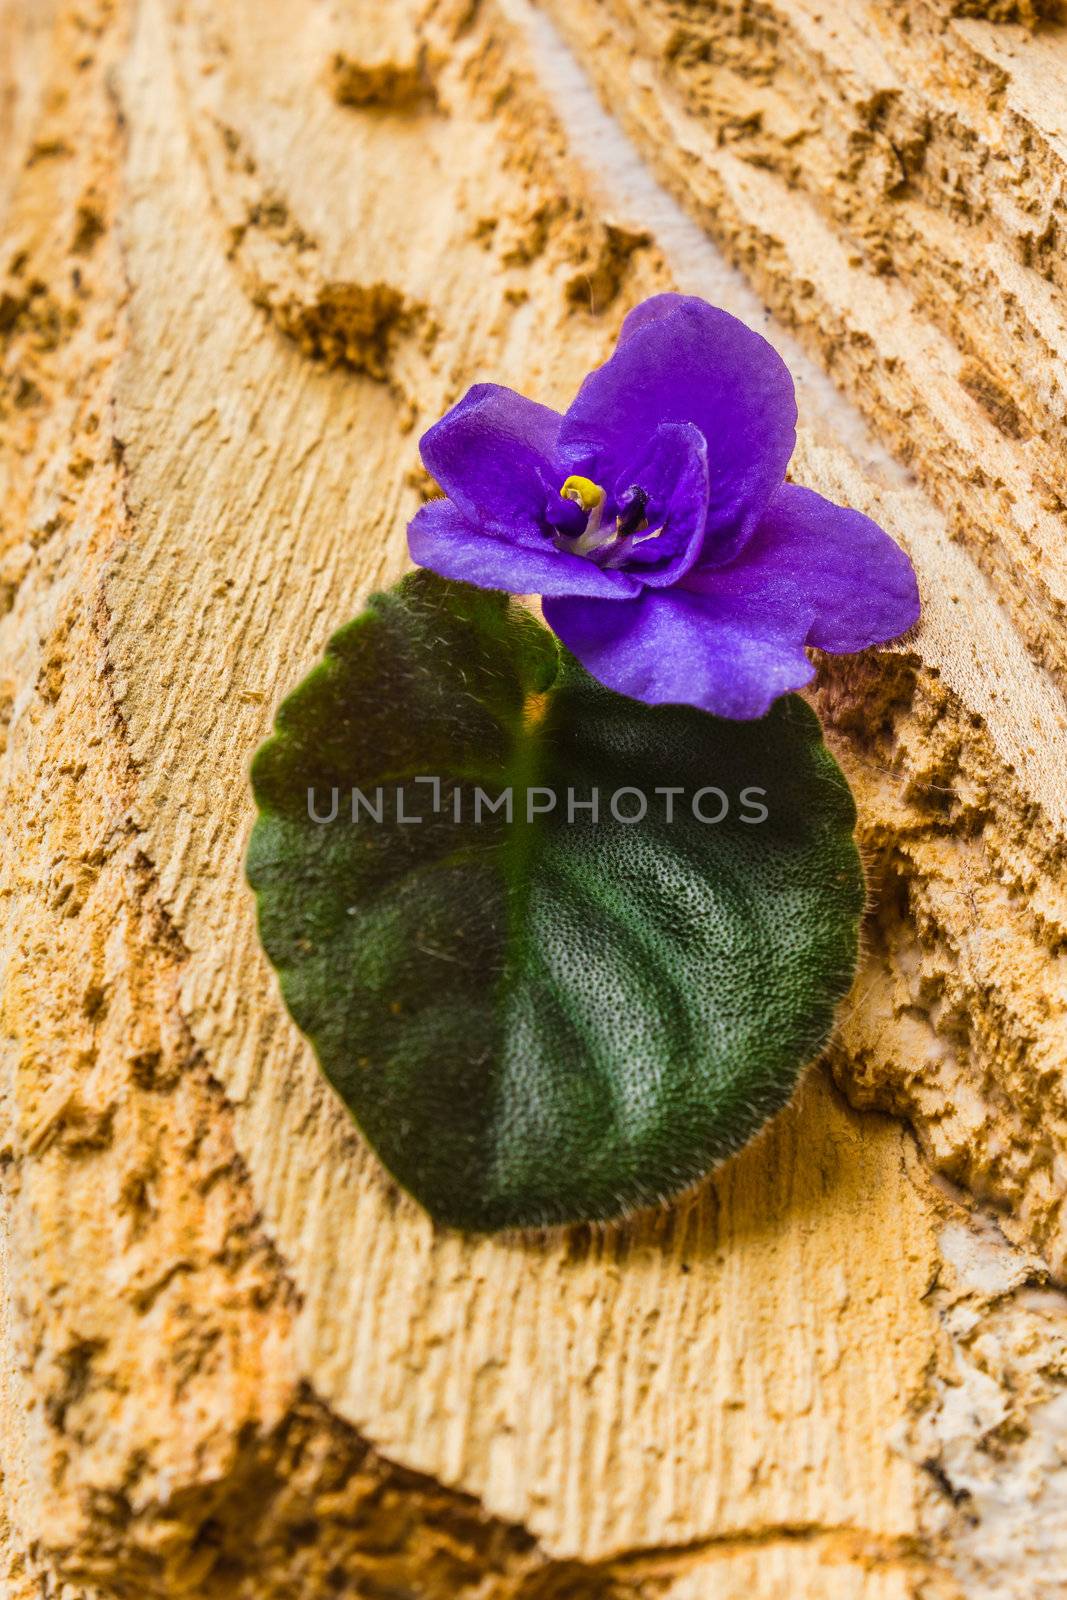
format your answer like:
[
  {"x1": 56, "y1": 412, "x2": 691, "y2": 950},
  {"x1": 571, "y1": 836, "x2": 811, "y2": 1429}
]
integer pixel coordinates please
[{"x1": 408, "y1": 295, "x2": 919, "y2": 719}]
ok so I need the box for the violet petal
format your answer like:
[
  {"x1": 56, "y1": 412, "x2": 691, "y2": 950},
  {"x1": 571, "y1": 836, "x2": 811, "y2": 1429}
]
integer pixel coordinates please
[
  {"x1": 543, "y1": 589, "x2": 815, "y2": 720},
  {"x1": 420, "y1": 383, "x2": 562, "y2": 534},
  {"x1": 611, "y1": 422, "x2": 709, "y2": 589},
  {"x1": 408, "y1": 499, "x2": 642, "y2": 600},
  {"x1": 686, "y1": 482, "x2": 921, "y2": 651},
  {"x1": 558, "y1": 295, "x2": 797, "y2": 562}
]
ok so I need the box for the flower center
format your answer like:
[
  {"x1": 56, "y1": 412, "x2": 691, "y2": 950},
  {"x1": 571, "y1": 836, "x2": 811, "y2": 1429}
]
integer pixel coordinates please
[
  {"x1": 560, "y1": 475, "x2": 605, "y2": 515},
  {"x1": 616, "y1": 485, "x2": 650, "y2": 539},
  {"x1": 556, "y1": 476, "x2": 661, "y2": 567},
  {"x1": 559, "y1": 475, "x2": 610, "y2": 555}
]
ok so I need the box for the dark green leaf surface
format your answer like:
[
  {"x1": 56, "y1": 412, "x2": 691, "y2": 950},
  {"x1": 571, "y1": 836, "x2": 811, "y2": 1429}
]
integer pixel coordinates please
[{"x1": 248, "y1": 571, "x2": 864, "y2": 1231}]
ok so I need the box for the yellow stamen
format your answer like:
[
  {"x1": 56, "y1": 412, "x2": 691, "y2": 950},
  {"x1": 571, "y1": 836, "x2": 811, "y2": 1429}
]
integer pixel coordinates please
[{"x1": 560, "y1": 475, "x2": 606, "y2": 513}]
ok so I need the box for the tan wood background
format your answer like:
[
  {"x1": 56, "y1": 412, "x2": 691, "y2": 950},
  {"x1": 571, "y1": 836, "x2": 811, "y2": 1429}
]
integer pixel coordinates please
[{"x1": 2, "y1": 1, "x2": 1067, "y2": 1595}]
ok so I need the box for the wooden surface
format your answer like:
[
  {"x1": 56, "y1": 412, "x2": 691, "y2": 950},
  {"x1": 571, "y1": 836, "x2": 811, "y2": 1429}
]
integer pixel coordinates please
[{"x1": 2, "y1": 1, "x2": 1067, "y2": 1596}]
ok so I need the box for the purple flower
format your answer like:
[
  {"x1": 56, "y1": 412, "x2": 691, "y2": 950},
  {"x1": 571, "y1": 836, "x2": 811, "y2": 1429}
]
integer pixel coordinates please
[{"x1": 408, "y1": 295, "x2": 919, "y2": 719}]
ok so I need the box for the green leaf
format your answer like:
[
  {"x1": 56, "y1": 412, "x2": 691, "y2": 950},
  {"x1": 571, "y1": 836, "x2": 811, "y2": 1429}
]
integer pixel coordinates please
[{"x1": 248, "y1": 571, "x2": 864, "y2": 1232}]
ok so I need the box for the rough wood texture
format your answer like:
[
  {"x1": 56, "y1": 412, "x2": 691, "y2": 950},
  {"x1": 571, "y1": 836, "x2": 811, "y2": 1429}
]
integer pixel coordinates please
[
  {"x1": 540, "y1": 0, "x2": 1067, "y2": 1275},
  {"x1": 2, "y1": 1, "x2": 1067, "y2": 1597}
]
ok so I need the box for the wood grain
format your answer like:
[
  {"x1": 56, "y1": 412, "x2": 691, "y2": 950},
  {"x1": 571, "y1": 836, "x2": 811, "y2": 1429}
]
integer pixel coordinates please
[{"x1": 3, "y1": 0, "x2": 1067, "y2": 1595}]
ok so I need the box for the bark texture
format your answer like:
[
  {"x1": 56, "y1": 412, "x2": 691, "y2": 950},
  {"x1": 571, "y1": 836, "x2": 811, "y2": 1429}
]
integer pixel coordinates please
[{"x1": 2, "y1": 1, "x2": 1067, "y2": 1597}]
